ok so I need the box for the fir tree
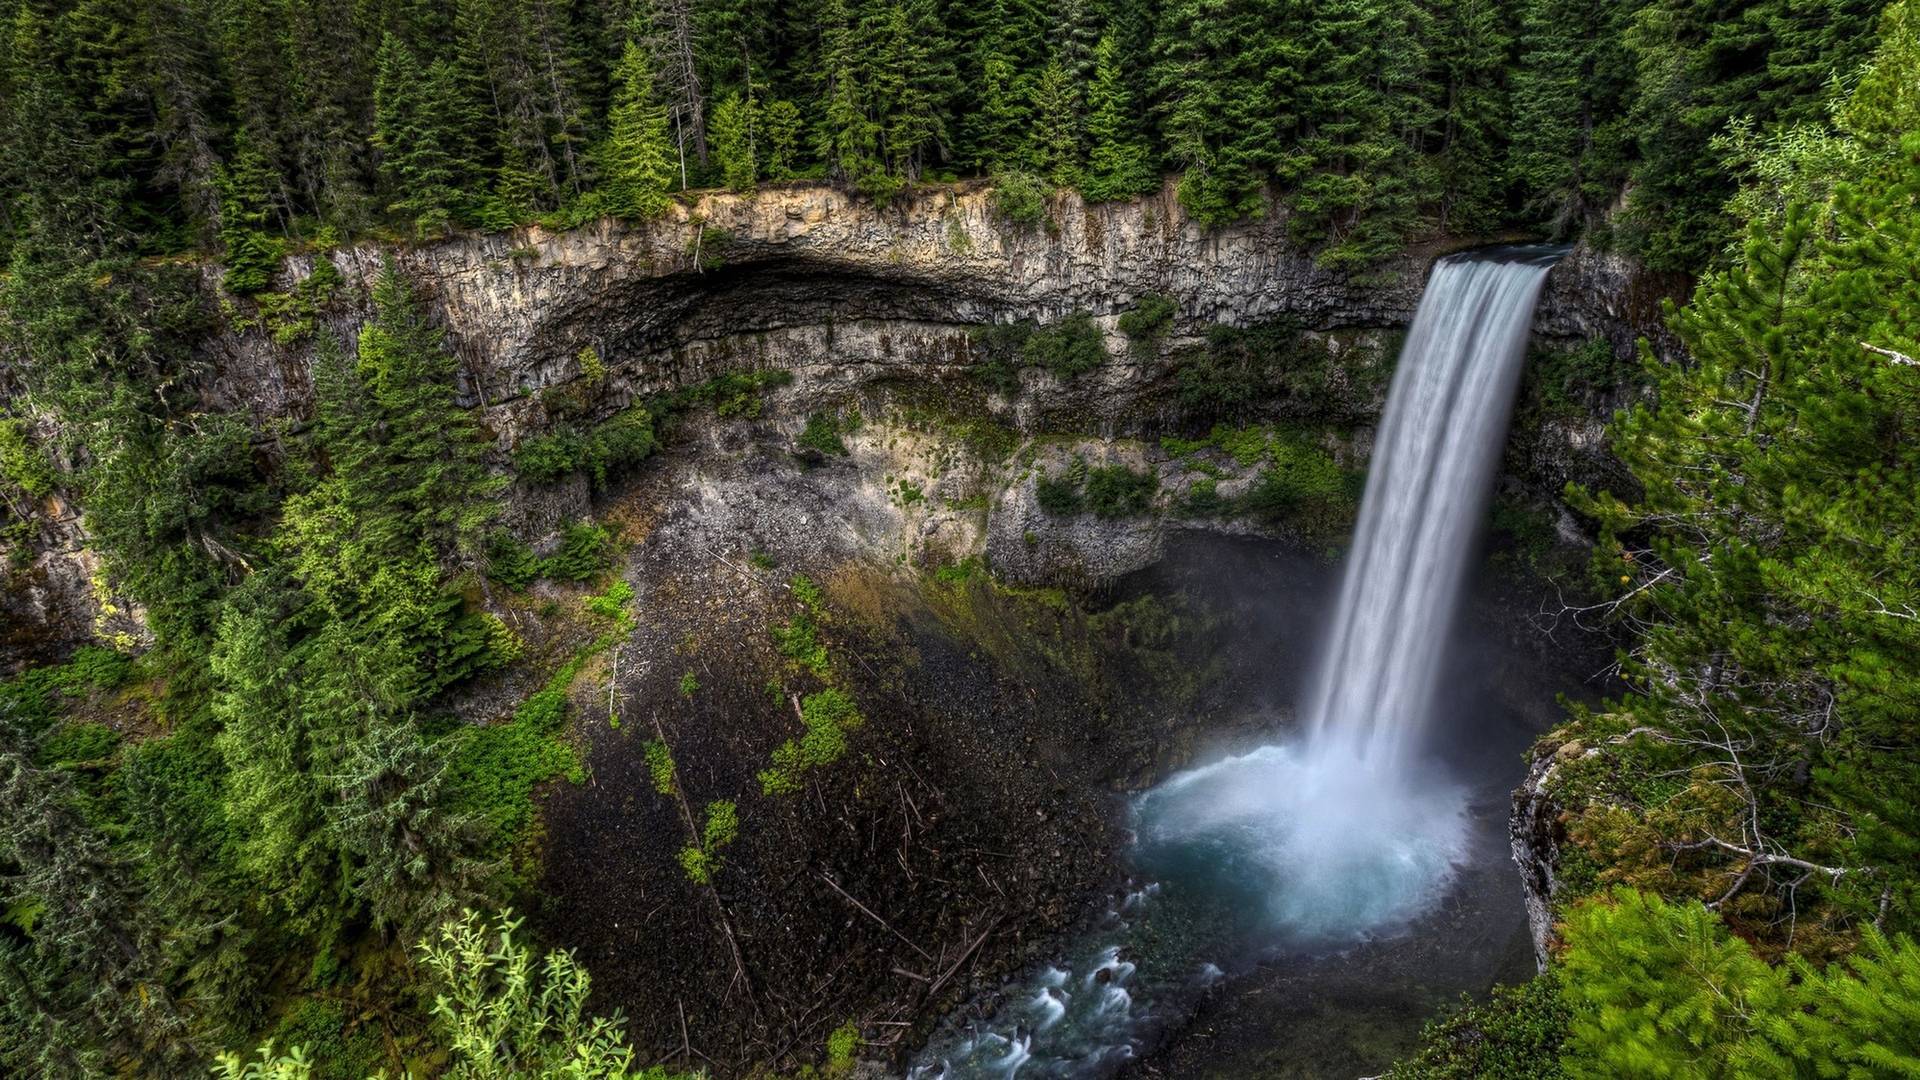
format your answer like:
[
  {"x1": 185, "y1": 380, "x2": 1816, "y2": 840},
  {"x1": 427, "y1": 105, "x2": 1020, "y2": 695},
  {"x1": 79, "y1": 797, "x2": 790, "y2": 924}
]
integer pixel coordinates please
[
  {"x1": 373, "y1": 33, "x2": 462, "y2": 235},
  {"x1": 602, "y1": 38, "x2": 679, "y2": 219},
  {"x1": 1081, "y1": 30, "x2": 1158, "y2": 202},
  {"x1": 710, "y1": 90, "x2": 758, "y2": 191}
]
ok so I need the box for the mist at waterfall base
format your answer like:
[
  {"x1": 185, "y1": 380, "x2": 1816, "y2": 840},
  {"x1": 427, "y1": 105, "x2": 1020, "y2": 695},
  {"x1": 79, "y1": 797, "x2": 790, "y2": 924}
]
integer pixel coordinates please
[{"x1": 908, "y1": 247, "x2": 1566, "y2": 1079}]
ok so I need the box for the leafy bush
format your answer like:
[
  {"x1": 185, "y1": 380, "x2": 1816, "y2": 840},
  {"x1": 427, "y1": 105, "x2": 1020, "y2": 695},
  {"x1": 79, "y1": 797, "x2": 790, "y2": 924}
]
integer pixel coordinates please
[
  {"x1": 1023, "y1": 312, "x2": 1106, "y2": 379},
  {"x1": 669, "y1": 369, "x2": 795, "y2": 419},
  {"x1": 990, "y1": 170, "x2": 1048, "y2": 226},
  {"x1": 0, "y1": 417, "x2": 54, "y2": 499},
  {"x1": 678, "y1": 800, "x2": 739, "y2": 885},
  {"x1": 1118, "y1": 294, "x2": 1178, "y2": 343},
  {"x1": 1083, "y1": 464, "x2": 1156, "y2": 517},
  {"x1": 485, "y1": 532, "x2": 541, "y2": 591},
  {"x1": 36, "y1": 721, "x2": 120, "y2": 766},
  {"x1": 1035, "y1": 474, "x2": 1084, "y2": 515},
  {"x1": 542, "y1": 523, "x2": 613, "y2": 583},
  {"x1": 798, "y1": 410, "x2": 859, "y2": 456},
  {"x1": 1387, "y1": 976, "x2": 1568, "y2": 1080},
  {"x1": 772, "y1": 612, "x2": 830, "y2": 678},
  {"x1": 968, "y1": 321, "x2": 1036, "y2": 393},
  {"x1": 512, "y1": 406, "x2": 656, "y2": 488},
  {"x1": 52, "y1": 646, "x2": 134, "y2": 694},
  {"x1": 583, "y1": 579, "x2": 634, "y2": 622}
]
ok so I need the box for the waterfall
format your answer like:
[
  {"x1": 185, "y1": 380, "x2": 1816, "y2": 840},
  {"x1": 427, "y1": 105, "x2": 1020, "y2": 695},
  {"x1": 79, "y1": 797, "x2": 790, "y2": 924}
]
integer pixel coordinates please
[
  {"x1": 909, "y1": 246, "x2": 1566, "y2": 1079},
  {"x1": 1302, "y1": 246, "x2": 1566, "y2": 772}
]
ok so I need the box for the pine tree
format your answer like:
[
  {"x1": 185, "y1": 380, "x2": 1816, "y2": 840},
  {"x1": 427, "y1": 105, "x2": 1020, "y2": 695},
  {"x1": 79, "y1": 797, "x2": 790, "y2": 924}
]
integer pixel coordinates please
[
  {"x1": 1081, "y1": 30, "x2": 1158, "y2": 202},
  {"x1": 373, "y1": 33, "x2": 462, "y2": 234},
  {"x1": 326, "y1": 718, "x2": 496, "y2": 939},
  {"x1": 710, "y1": 90, "x2": 758, "y2": 191},
  {"x1": 213, "y1": 128, "x2": 285, "y2": 294},
  {"x1": 760, "y1": 97, "x2": 803, "y2": 179},
  {"x1": 602, "y1": 38, "x2": 678, "y2": 218},
  {"x1": 1029, "y1": 59, "x2": 1082, "y2": 187}
]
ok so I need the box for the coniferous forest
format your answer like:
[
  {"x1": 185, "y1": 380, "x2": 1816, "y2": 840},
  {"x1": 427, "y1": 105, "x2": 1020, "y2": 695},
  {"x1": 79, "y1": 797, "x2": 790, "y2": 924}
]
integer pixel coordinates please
[{"x1": 2, "y1": 0, "x2": 1919, "y2": 1076}]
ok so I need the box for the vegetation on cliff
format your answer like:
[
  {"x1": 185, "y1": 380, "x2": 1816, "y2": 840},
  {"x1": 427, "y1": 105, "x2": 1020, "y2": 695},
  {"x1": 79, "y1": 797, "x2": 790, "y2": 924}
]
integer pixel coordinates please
[{"x1": 1, "y1": 0, "x2": 1916, "y2": 1076}]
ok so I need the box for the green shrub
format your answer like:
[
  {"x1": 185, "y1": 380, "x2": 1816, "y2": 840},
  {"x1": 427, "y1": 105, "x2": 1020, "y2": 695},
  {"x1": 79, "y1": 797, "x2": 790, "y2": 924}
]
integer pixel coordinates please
[
  {"x1": 513, "y1": 430, "x2": 586, "y2": 485},
  {"x1": 485, "y1": 532, "x2": 541, "y2": 591},
  {"x1": 677, "y1": 671, "x2": 699, "y2": 697},
  {"x1": 1387, "y1": 975, "x2": 1568, "y2": 1080},
  {"x1": 772, "y1": 612, "x2": 830, "y2": 678},
  {"x1": 798, "y1": 410, "x2": 858, "y2": 456},
  {"x1": 789, "y1": 573, "x2": 825, "y2": 611},
  {"x1": 1180, "y1": 477, "x2": 1227, "y2": 517},
  {"x1": 968, "y1": 321, "x2": 1036, "y2": 393},
  {"x1": 1241, "y1": 439, "x2": 1355, "y2": 532},
  {"x1": 990, "y1": 170, "x2": 1048, "y2": 226},
  {"x1": 671, "y1": 369, "x2": 795, "y2": 419},
  {"x1": 52, "y1": 646, "x2": 134, "y2": 694},
  {"x1": 1035, "y1": 473, "x2": 1085, "y2": 515},
  {"x1": 583, "y1": 579, "x2": 634, "y2": 622},
  {"x1": 1024, "y1": 312, "x2": 1105, "y2": 379},
  {"x1": 1118, "y1": 294, "x2": 1178, "y2": 343},
  {"x1": 1083, "y1": 464, "x2": 1156, "y2": 517},
  {"x1": 0, "y1": 417, "x2": 54, "y2": 499},
  {"x1": 36, "y1": 721, "x2": 120, "y2": 767},
  {"x1": 513, "y1": 407, "x2": 656, "y2": 488},
  {"x1": 542, "y1": 523, "x2": 613, "y2": 582}
]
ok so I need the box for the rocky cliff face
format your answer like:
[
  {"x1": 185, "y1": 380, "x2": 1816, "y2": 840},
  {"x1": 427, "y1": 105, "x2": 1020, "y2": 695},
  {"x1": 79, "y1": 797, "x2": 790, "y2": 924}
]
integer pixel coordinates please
[
  {"x1": 214, "y1": 181, "x2": 1680, "y2": 429},
  {"x1": 8, "y1": 181, "x2": 1681, "y2": 664}
]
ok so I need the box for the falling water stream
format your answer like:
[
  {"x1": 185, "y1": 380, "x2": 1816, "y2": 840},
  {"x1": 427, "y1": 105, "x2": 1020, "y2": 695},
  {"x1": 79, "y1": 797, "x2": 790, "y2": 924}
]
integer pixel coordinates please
[{"x1": 909, "y1": 246, "x2": 1568, "y2": 1079}]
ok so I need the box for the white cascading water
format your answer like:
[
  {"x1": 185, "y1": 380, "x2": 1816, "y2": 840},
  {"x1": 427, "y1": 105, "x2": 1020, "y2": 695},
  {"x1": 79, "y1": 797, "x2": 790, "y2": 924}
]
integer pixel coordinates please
[
  {"x1": 911, "y1": 247, "x2": 1565, "y2": 1079},
  {"x1": 1301, "y1": 247, "x2": 1568, "y2": 769}
]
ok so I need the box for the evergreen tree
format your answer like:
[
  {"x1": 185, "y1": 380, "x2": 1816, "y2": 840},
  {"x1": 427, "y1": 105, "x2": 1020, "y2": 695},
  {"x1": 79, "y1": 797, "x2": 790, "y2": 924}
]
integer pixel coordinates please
[
  {"x1": 1029, "y1": 59, "x2": 1083, "y2": 187},
  {"x1": 602, "y1": 38, "x2": 678, "y2": 218},
  {"x1": 373, "y1": 33, "x2": 462, "y2": 234},
  {"x1": 1081, "y1": 30, "x2": 1158, "y2": 202},
  {"x1": 213, "y1": 128, "x2": 285, "y2": 294},
  {"x1": 710, "y1": 89, "x2": 759, "y2": 191}
]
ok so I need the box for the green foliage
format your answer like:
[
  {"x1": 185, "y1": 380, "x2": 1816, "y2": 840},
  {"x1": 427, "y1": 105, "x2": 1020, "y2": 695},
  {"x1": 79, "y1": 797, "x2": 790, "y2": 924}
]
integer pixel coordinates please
[
  {"x1": 990, "y1": 171, "x2": 1049, "y2": 226},
  {"x1": 798, "y1": 410, "x2": 860, "y2": 457},
  {"x1": 677, "y1": 671, "x2": 700, "y2": 697},
  {"x1": 544, "y1": 524, "x2": 616, "y2": 584},
  {"x1": 772, "y1": 612, "x2": 831, "y2": 679},
  {"x1": 678, "y1": 800, "x2": 739, "y2": 885},
  {"x1": 710, "y1": 92, "x2": 758, "y2": 193},
  {"x1": 1388, "y1": 975, "x2": 1568, "y2": 1080},
  {"x1": 1035, "y1": 472, "x2": 1086, "y2": 516},
  {"x1": 825, "y1": 1019, "x2": 860, "y2": 1076},
  {"x1": 968, "y1": 321, "x2": 1037, "y2": 393},
  {"x1": 584, "y1": 579, "x2": 635, "y2": 624},
  {"x1": 1118, "y1": 295, "x2": 1178, "y2": 345},
  {"x1": 513, "y1": 407, "x2": 657, "y2": 489},
  {"x1": 0, "y1": 418, "x2": 55, "y2": 501},
  {"x1": 602, "y1": 40, "x2": 677, "y2": 220},
  {"x1": 485, "y1": 532, "x2": 541, "y2": 591},
  {"x1": 644, "y1": 741, "x2": 677, "y2": 796},
  {"x1": 36, "y1": 722, "x2": 119, "y2": 767},
  {"x1": 420, "y1": 909, "x2": 668, "y2": 1080},
  {"x1": 666, "y1": 369, "x2": 794, "y2": 420},
  {"x1": 759, "y1": 688, "x2": 865, "y2": 795},
  {"x1": 1083, "y1": 465, "x2": 1158, "y2": 518},
  {"x1": 213, "y1": 1043, "x2": 314, "y2": 1080},
  {"x1": 1023, "y1": 313, "x2": 1105, "y2": 380},
  {"x1": 1557, "y1": 13, "x2": 1920, "y2": 947}
]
